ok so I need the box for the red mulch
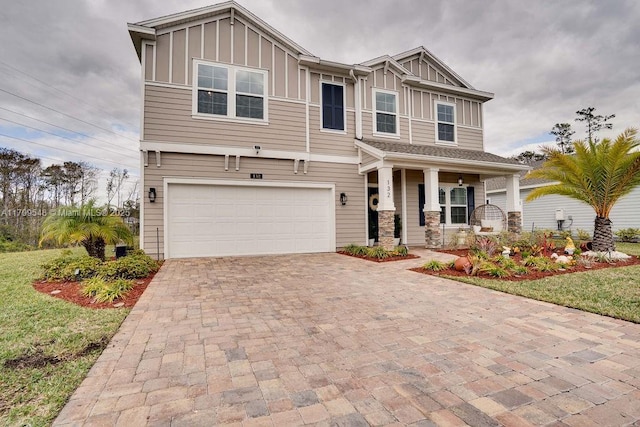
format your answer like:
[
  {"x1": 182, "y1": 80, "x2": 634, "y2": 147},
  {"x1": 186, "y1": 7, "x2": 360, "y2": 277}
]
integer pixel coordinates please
[
  {"x1": 412, "y1": 249, "x2": 640, "y2": 281},
  {"x1": 338, "y1": 251, "x2": 420, "y2": 263},
  {"x1": 33, "y1": 271, "x2": 158, "y2": 309}
]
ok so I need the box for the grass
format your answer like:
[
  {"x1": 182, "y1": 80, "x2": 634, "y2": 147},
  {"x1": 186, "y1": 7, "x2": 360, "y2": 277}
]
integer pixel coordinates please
[
  {"x1": 445, "y1": 242, "x2": 640, "y2": 323},
  {"x1": 0, "y1": 248, "x2": 130, "y2": 427}
]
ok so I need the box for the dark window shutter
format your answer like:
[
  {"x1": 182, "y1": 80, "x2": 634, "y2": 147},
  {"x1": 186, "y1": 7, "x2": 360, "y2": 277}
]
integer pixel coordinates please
[
  {"x1": 418, "y1": 184, "x2": 425, "y2": 226},
  {"x1": 467, "y1": 185, "x2": 475, "y2": 222},
  {"x1": 322, "y1": 83, "x2": 344, "y2": 130}
]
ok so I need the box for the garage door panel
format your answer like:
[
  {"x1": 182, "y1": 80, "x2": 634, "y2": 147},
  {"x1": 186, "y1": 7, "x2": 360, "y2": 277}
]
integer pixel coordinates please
[{"x1": 167, "y1": 184, "x2": 334, "y2": 258}]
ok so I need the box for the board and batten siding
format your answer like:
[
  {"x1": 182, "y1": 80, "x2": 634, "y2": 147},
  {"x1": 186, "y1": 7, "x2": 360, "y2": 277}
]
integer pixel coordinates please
[
  {"x1": 489, "y1": 187, "x2": 640, "y2": 234},
  {"x1": 142, "y1": 152, "x2": 365, "y2": 258},
  {"x1": 144, "y1": 85, "x2": 306, "y2": 151}
]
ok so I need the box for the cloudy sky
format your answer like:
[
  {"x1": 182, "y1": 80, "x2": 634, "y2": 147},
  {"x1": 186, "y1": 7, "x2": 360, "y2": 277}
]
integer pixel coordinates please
[{"x1": 1, "y1": 0, "x2": 638, "y2": 200}]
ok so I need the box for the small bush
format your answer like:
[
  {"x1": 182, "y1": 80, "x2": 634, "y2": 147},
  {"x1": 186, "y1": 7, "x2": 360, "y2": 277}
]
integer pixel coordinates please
[
  {"x1": 0, "y1": 239, "x2": 33, "y2": 253},
  {"x1": 81, "y1": 277, "x2": 135, "y2": 303},
  {"x1": 367, "y1": 246, "x2": 390, "y2": 259},
  {"x1": 41, "y1": 252, "x2": 102, "y2": 281},
  {"x1": 480, "y1": 262, "x2": 510, "y2": 278},
  {"x1": 576, "y1": 229, "x2": 591, "y2": 241},
  {"x1": 511, "y1": 265, "x2": 528, "y2": 275},
  {"x1": 99, "y1": 253, "x2": 159, "y2": 280},
  {"x1": 393, "y1": 246, "x2": 409, "y2": 256},
  {"x1": 471, "y1": 236, "x2": 499, "y2": 258},
  {"x1": 493, "y1": 256, "x2": 517, "y2": 270},
  {"x1": 422, "y1": 260, "x2": 446, "y2": 271},
  {"x1": 615, "y1": 228, "x2": 640, "y2": 242},
  {"x1": 343, "y1": 244, "x2": 369, "y2": 256}
]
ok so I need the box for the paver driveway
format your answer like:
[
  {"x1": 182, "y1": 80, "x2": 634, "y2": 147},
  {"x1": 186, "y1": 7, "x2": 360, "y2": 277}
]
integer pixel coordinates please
[{"x1": 55, "y1": 251, "x2": 640, "y2": 426}]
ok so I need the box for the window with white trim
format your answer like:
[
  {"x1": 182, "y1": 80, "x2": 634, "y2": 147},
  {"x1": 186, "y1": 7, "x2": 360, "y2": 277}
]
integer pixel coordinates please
[
  {"x1": 439, "y1": 186, "x2": 467, "y2": 224},
  {"x1": 436, "y1": 101, "x2": 456, "y2": 143},
  {"x1": 374, "y1": 89, "x2": 398, "y2": 135},
  {"x1": 193, "y1": 60, "x2": 267, "y2": 121}
]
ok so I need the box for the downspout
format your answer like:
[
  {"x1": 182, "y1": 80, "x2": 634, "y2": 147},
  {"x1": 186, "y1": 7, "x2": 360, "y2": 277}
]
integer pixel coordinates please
[{"x1": 350, "y1": 69, "x2": 363, "y2": 140}]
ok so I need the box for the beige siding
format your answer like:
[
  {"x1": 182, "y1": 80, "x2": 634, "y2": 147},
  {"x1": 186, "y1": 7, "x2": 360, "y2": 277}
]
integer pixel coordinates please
[
  {"x1": 144, "y1": 85, "x2": 306, "y2": 151},
  {"x1": 218, "y1": 18, "x2": 231, "y2": 63},
  {"x1": 411, "y1": 120, "x2": 435, "y2": 145},
  {"x1": 274, "y1": 47, "x2": 286, "y2": 97},
  {"x1": 457, "y1": 127, "x2": 483, "y2": 150},
  {"x1": 345, "y1": 82, "x2": 354, "y2": 109},
  {"x1": 360, "y1": 152, "x2": 377, "y2": 167},
  {"x1": 172, "y1": 29, "x2": 186, "y2": 84},
  {"x1": 309, "y1": 72, "x2": 320, "y2": 103},
  {"x1": 144, "y1": 45, "x2": 153, "y2": 80},
  {"x1": 203, "y1": 22, "x2": 217, "y2": 60},
  {"x1": 156, "y1": 34, "x2": 170, "y2": 82},
  {"x1": 309, "y1": 108, "x2": 356, "y2": 155},
  {"x1": 187, "y1": 26, "x2": 201, "y2": 85},
  {"x1": 233, "y1": 21, "x2": 245, "y2": 65},
  {"x1": 299, "y1": 69, "x2": 307, "y2": 101},
  {"x1": 287, "y1": 55, "x2": 298, "y2": 99},
  {"x1": 143, "y1": 152, "x2": 365, "y2": 257},
  {"x1": 247, "y1": 28, "x2": 260, "y2": 67},
  {"x1": 405, "y1": 170, "x2": 424, "y2": 245}
]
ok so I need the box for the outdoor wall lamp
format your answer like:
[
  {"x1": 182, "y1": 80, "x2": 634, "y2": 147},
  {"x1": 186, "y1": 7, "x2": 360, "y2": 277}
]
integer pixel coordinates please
[
  {"x1": 340, "y1": 192, "x2": 348, "y2": 206},
  {"x1": 458, "y1": 175, "x2": 464, "y2": 186},
  {"x1": 148, "y1": 187, "x2": 156, "y2": 203}
]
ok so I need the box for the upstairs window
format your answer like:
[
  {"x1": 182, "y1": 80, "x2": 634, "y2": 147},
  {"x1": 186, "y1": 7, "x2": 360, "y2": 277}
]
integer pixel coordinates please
[
  {"x1": 374, "y1": 90, "x2": 398, "y2": 135},
  {"x1": 321, "y1": 83, "x2": 345, "y2": 131},
  {"x1": 194, "y1": 60, "x2": 267, "y2": 122},
  {"x1": 436, "y1": 101, "x2": 456, "y2": 143}
]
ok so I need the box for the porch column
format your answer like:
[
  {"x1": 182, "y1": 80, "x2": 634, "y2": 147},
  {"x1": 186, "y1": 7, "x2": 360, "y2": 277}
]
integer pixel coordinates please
[
  {"x1": 377, "y1": 166, "x2": 396, "y2": 250},
  {"x1": 423, "y1": 168, "x2": 441, "y2": 249},
  {"x1": 505, "y1": 173, "x2": 522, "y2": 234}
]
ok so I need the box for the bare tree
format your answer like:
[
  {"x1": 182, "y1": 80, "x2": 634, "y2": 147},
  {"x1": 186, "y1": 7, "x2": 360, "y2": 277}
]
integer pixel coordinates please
[
  {"x1": 575, "y1": 107, "x2": 615, "y2": 143},
  {"x1": 106, "y1": 168, "x2": 129, "y2": 208},
  {"x1": 550, "y1": 123, "x2": 575, "y2": 154}
]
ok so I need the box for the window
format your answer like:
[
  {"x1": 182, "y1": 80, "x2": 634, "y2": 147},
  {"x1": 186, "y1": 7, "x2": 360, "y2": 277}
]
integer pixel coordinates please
[
  {"x1": 321, "y1": 83, "x2": 344, "y2": 131},
  {"x1": 194, "y1": 60, "x2": 267, "y2": 121},
  {"x1": 436, "y1": 101, "x2": 456, "y2": 143},
  {"x1": 374, "y1": 90, "x2": 398, "y2": 135},
  {"x1": 419, "y1": 184, "x2": 469, "y2": 226}
]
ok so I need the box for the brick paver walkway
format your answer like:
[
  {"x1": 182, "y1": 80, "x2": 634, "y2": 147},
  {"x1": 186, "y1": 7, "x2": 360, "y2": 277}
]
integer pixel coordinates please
[{"x1": 54, "y1": 250, "x2": 640, "y2": 426}]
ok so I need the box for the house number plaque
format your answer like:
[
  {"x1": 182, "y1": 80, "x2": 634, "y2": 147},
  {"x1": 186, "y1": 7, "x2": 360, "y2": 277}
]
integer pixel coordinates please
[{"x1": 250, "y1": 173, "x2": 263, "y2": 179}]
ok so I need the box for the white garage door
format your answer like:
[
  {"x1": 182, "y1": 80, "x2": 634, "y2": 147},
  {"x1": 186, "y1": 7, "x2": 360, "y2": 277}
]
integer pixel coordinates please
[{"x1": 167, "y1": 183, "x2": 334, "y2": 258}]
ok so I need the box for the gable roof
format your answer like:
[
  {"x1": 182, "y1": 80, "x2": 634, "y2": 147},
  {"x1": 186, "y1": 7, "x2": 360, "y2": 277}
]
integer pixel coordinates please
[
  {"x1": 128, "y1": 1, "x2": 312, "y2": 60},
  {"x1": 485, "y1": 159, "x2": 552, "y2": 192},
  {"x1": 392, "y1": 46, "x2": 473, "y2": 89}
]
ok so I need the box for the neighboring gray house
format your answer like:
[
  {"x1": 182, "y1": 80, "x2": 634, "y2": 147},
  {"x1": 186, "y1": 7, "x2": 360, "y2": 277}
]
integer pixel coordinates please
[
  {"x1": 128, "y1": 1, "x2": 528, "y2": 259},
  {"x1": 486, "y1": 162, "x2": 640, "y2": 235}
]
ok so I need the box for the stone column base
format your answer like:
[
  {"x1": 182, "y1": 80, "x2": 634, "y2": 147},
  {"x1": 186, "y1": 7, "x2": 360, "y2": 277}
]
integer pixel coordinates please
[
  {"x1": 508, "y1": 211, "x2": 522, "y2": 234},
  {"x1": 424, "y1": 211, "x2": 442, "y2": 249},
  {"x1": 378, "y1": 210, "x2": 396, "y2": 251}
]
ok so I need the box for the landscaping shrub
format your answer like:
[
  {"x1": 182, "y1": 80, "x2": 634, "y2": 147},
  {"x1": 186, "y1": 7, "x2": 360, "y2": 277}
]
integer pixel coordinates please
[
  {"x1": 81, "y1": 276, "x2": 135, "y2": 303},
  {"x1": 614, "y1": 228, "x2": 640, "y2": 242},
  {"x1": 0, "y1": 238, "x2": 33, "y2": 253},
  {"x1": 343, "y1": 244, "x2": 369, "y2": 256},
  {"x1": 470, "y1": 236, "x2": 499, "y2": 258},
  {"x1": 576, "y1": 229, "x2": 591, "y2": 241},
  {"x1": 367, "y1": 246, "x2": 390, "y2": 259},
  {"x1": 98, "y1": 252, "x2": 159, "y2": 280},
  {"x1": 40, "y1": 251, "x2": 102, "y2": 281},
  {"x1": 422, "y1": 260, "x2": 446, "y2": 271}
]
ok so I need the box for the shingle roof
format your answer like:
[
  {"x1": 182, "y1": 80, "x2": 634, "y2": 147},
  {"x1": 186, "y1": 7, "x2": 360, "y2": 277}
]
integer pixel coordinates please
[{"x1": 360, "y1": 139, "x2": 523, "y2": 166}]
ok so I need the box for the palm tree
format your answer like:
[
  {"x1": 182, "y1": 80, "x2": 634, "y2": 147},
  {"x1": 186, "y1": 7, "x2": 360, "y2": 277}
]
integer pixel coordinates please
[
  {"x1": 526, "y1": 128, "x2": 640, "y2": 252},
  {"x1": 40, "y1": 199, "x2": 133, "y2": 260}
]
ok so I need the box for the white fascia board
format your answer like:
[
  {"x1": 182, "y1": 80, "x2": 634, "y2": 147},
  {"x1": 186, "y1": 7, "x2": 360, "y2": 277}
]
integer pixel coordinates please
[
  {"x1": 140, "y1": 141, "x2": 358, "y2": 164},
  {"x1": 392, "y1": 46, "x2": 474, "y2": 90},
  {"x1": 360, "y1": 55, "x2": 410, "y2": 75},
  {"x1": 128, "y1": 24, "x2": 156, "y2": 60},
  {"x1": 135, "y1": 1, "x2": 312, "y2": 56},
  {"x1": 354, "y1": 140, "x2": 385, "y2": 159},
  {"x1": 487, "y1": 180, "x2": 558, "y2": 194},
  {"x1": 299, "y1": 55, "x2": 372, "y2": 75},
  {"x1": 402, "y1": 75, "x2": 493, "y2": 101},
  {"x1": 385, "y1": 152, "x2": 528, "y2": 173}
]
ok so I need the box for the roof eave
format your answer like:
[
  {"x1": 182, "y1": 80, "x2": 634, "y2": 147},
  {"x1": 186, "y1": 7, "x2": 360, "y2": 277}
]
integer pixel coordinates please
[
  {"x1": 392, "y1": 46, "x2": 475, "y2": 90},
  {"x1": 403, "y1": 75, "x2": 494, "y2": 102},
  {"x1": 128, "y1": 23, "x2": 156, "y2": 61},
  {"x1": 299, "y1": 55, "x2": 372, "y2": 75}
]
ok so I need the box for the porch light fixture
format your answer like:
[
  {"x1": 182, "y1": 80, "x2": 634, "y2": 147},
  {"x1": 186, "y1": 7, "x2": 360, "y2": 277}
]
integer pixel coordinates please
[
  {"x1": 148, "y1": 187, "x2": 156, "y2": 203},
  {"x1": 458, "y1": 175, "x2": 463, "y2": 186},
  {"x1": 340, "y1": 192, "x2": 348, "y2": 206}
]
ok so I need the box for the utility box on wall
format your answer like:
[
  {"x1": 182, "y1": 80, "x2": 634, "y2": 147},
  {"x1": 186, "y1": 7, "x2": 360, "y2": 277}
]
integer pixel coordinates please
[{"x1": 555, "y1": 209, "x2": 565, "y2": 221}]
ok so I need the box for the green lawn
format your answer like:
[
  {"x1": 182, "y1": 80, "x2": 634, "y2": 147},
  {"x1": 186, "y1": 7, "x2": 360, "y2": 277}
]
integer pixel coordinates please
[
  {"x1": 446, "y1": 242, "x2": 640, "y2": 323},
  {"x1": 0, "y1": 248, "x2": 130, "y2": 427}
]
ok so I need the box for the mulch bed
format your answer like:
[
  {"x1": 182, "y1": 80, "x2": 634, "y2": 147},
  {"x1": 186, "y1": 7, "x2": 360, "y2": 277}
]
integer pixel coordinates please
[
  {"x1": 33, "y1": 271, "x2": 157, "y2": 309},
  {"x1": 338, "y1": 251, "x2": 420, "y2": 263},
  {"x1": 412, "y1": 249, "x2": 640, "y2": 281}
]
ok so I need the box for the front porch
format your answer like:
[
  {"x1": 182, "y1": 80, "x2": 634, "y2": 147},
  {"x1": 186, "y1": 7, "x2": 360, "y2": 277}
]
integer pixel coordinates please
[{"x1": 356, "y1": 139, "x2": 529, "y2": 250}]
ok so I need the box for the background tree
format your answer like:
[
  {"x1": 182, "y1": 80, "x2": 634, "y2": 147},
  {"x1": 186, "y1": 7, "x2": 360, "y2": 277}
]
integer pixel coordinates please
[
  {"x1": 512, "y1": 150, "x2": 547, "y2": 164},
  {"x1": 575, "y1": 107, "x2": 615, "y2": 143},
  {"x1": 106, "y1": 168, "x2": 129, "y2": 208},
  {"x1": 550, "y1": 123, "x2": 575, "y2": 154},
  {"x1": 526, "y1": 128, "x2": 640, "y2": 252},
  {"x1": 39, "y1": 199, "x2": 133, "y2": 260}
]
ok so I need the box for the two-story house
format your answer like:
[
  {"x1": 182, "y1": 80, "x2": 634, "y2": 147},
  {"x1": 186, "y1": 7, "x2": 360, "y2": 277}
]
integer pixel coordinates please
[{"x1": 128, "y1": 1, "x2": 528, "y2": 259}]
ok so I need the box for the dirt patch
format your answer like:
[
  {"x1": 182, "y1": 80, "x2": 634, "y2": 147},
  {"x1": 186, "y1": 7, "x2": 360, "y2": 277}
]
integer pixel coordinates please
[
  {"x1": 33, "y1": 271, "x2": 157, "y2": 309},
  {"x1": 338, "y1": 251, "x2": 420, "y2": 263},
  {"x1": 3, "y1": 336, "x2": 110, "y2": 370},
  {"x1": 413, "y1": 252, "x2": 640, "y2": 281}
]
